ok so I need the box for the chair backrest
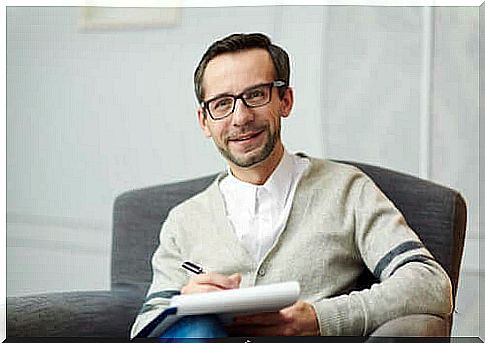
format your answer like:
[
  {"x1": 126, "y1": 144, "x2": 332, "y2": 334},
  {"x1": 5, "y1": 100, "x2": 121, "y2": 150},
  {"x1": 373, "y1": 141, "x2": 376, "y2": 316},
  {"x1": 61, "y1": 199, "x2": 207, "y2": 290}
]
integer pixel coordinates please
[
  {"x1": 111, "y1": 175, "x2": 217, "y2": 291},
  {"x1": 342, "y1": 161, "x2": 467, "y2": 303},
  {"x1": 111, "y1": 161, "x2": 467, "y2": 304}
]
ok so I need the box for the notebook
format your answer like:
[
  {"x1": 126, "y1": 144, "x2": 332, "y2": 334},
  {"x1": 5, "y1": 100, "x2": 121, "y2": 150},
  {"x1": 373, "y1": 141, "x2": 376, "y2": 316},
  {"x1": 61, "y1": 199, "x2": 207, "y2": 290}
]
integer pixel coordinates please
[{"x1": 134, "y1": 281, "x2": 300, "y2": 338}]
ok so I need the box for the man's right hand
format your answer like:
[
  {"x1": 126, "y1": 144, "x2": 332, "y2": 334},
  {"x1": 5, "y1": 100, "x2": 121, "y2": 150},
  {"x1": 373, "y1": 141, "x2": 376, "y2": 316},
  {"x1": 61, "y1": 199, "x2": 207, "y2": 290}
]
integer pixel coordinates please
[{"x1": 180, "y1": 272, "x2": 241, "y2": 294}]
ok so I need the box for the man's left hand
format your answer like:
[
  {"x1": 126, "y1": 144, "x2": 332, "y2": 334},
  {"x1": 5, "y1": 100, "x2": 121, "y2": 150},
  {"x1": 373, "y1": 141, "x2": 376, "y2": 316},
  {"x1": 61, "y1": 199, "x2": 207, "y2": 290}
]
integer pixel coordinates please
[{"x1": 226, "y1": 301, "x2": 320, "y2": 336}]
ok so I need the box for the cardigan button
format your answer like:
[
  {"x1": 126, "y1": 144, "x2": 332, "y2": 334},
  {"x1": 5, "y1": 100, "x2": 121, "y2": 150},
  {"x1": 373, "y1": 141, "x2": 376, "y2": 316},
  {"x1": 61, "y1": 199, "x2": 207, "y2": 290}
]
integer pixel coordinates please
[{"x1": 257, "y1": 268, "x2": 266, "y2": 277}]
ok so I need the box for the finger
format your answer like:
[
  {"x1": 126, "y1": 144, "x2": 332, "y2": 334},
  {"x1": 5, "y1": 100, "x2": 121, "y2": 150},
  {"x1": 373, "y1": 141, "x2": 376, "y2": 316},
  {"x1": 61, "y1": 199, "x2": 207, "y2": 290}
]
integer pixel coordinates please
[
  {"x1": 191, "y1": 272, "x2": 240, "y2": 289},
  {"x1": 232, "y1": 312, "x2": 287, "y2": 326},
  {"x1": 227, "y1": 273, "x2": 242, "y2": 287},
  {"x1": 280, "y1": 300, "x2": 305, "y2": 313},
  {"x1": 181, "y1": 283, "x2": 227, "y2": 294},
  {"x1": 182, "y1": 272, "x2": 241, "y2": 294},
  {"x1": 280, "y1": 301, "x2": 320, "y2": 336}
]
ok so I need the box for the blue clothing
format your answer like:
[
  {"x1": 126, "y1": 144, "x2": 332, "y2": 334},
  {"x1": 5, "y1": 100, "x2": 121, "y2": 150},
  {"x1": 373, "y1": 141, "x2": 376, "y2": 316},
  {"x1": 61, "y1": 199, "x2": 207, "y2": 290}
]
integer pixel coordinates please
[{"x1": 159, "y1": 315, "x2": 228, "y2": 342}]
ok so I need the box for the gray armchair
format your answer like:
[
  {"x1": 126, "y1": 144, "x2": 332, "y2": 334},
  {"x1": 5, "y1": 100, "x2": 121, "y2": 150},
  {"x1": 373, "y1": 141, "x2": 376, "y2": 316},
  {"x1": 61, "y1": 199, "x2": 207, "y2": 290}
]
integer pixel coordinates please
[{"x1": 7, "y1": 161, "x2": 467, "y2": 337}]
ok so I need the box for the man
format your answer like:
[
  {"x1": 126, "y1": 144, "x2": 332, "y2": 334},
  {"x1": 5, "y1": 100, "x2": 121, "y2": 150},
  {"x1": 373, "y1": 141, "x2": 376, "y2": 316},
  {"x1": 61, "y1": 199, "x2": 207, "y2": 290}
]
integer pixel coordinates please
[{"x1": 131, "y1": 33, "x2": 452, "y2": 338}]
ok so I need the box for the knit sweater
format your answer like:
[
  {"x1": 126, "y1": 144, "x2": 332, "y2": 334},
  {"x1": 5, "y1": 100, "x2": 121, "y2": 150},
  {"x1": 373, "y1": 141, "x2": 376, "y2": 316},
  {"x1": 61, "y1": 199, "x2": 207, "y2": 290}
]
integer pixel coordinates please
[{"x1": 130, "y1": 157, "x2": 452, "y2": 337}]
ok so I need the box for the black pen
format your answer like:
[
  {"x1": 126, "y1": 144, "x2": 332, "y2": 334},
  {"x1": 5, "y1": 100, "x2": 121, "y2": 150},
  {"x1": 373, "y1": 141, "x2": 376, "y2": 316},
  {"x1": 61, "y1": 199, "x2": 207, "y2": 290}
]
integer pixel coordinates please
[{"x1": 181, "y1": 261, "x2": 204, "y2": 274}]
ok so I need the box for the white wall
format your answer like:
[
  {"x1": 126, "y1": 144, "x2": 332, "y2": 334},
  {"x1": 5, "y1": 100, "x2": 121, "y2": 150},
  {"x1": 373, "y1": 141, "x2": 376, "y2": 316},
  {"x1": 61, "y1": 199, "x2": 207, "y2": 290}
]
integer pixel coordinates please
[{"x1": 6, "y1": 6, "x2": 481, "y2": 337}]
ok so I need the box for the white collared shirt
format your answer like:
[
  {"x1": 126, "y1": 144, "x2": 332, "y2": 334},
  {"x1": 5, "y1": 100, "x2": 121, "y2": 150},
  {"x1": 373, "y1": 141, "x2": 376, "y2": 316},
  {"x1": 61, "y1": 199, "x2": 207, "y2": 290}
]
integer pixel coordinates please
[{"x1": 219, "y1": 150, "x2": 310, "y2": 262}]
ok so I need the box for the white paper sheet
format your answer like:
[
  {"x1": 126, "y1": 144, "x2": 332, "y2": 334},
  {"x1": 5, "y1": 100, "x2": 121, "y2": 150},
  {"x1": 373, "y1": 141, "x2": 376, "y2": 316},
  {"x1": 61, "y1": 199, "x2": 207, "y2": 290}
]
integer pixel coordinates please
[{"x1": 170, "y1": 281, "x2": 300, "y2": 315}]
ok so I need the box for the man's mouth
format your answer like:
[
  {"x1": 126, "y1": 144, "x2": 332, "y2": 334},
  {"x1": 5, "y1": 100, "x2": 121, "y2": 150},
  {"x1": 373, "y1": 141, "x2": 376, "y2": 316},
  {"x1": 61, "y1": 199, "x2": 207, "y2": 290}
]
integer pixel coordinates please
[{"x1": 229, "y1": 130, "x2": 264, "y2": 142}]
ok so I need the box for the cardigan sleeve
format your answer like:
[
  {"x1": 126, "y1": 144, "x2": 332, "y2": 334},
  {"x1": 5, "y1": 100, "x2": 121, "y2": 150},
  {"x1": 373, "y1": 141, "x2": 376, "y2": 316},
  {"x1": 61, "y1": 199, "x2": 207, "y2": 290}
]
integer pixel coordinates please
[
  {"x1": 311, "y1": 175, "x2": 453, "y2": 336},
  {"x1": 130, "y1": 210, "x2": 189, "y2": 338}
]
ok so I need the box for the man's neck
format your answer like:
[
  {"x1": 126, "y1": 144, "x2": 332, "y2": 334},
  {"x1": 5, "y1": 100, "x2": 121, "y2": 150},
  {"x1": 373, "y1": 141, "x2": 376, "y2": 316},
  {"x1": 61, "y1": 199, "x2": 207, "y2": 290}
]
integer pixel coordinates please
[{"x1": 229, "y1": 144, "x2": 285, "y2": 185}]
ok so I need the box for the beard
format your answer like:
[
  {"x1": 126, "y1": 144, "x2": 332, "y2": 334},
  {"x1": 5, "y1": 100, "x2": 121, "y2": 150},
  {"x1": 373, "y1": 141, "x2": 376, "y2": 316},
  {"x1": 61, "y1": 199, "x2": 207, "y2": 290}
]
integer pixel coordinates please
[{"x1": 216, "y1": 123, "x2": 280, "y2": 168}]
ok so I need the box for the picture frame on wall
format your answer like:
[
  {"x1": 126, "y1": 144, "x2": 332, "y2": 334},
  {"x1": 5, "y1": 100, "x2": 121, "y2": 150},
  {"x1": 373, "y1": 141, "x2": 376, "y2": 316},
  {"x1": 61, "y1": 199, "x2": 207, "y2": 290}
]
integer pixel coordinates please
[{"x1": 79, "y1": 6, "x2": 180, "y2": 30}]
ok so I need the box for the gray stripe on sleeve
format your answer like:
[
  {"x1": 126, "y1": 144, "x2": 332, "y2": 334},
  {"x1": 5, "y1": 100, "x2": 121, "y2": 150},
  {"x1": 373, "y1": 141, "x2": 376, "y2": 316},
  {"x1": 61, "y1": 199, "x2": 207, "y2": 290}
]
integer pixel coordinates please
[
  {"x1": 138, "y1": 303, "x2": 156, "y2": 315},
  {"x1": 138, "y1": 290, "x2": 181, "y2": 315},
  {"x1": 145, "y1": 290, "x2": 181, "y2": 302},
  {"x1": 373, "y1": 241, "x2": 425, "y2": 278}
]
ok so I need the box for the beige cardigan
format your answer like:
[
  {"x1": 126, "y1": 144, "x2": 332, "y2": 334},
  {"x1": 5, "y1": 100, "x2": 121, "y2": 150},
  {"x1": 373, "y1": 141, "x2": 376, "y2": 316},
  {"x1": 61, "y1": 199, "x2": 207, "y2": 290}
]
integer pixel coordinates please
[{"x1": 131, "y1": 157, "x2": 452, "y2": 337}]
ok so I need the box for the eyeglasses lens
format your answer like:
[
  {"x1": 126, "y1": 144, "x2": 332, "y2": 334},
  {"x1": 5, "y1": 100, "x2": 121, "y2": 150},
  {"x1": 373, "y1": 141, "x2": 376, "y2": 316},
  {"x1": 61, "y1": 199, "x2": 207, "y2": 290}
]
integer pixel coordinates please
[{"x1": 208, "y1": 85, "x2": 272, "y2": 119}]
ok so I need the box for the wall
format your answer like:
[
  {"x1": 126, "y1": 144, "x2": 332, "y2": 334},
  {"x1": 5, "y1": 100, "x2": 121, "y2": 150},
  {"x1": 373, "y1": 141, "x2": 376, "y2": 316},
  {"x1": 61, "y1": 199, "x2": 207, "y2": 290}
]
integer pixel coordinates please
[{"x1": 6, "y1": 6, "x2": 481, "y2": 336}]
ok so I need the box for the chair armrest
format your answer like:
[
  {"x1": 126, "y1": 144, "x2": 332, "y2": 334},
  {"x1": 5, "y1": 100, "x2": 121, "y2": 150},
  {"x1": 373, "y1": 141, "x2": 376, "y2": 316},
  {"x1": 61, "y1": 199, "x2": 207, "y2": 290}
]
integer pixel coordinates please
[
  {"x1": 7, "y1": 288, "x2": 145, "y2": 337},
  {"x1": 367, "y1": 314, "x2": 450, "y2": 338}
]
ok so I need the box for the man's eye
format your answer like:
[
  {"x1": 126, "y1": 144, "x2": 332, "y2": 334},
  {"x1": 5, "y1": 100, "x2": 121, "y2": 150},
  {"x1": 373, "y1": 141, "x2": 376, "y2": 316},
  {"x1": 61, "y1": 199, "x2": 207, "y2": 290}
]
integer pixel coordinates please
[
  {"x1": 213, "y1": 98, "x2": 233, "y2": 110},
  {"x1": 245, "y1": 89, "x2": 265, "y2": 99}
]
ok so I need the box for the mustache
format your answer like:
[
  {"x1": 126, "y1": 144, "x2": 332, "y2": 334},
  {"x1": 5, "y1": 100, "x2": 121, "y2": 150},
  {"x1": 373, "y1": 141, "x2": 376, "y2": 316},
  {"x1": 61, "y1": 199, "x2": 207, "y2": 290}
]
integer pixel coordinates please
[{"x1": 226, "y1": 125, "x2": 267, "y2": 141}]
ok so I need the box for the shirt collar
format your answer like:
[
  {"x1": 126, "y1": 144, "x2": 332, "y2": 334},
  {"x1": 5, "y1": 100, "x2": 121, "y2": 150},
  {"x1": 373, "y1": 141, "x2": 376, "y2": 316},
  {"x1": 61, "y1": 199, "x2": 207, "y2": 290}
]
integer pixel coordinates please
[
  {"x1": 259, "y1": 149, "x2": 294, "y2": 206},
  {"x1": 224, "y1": 149, "x2": 296, "y2": 208}
]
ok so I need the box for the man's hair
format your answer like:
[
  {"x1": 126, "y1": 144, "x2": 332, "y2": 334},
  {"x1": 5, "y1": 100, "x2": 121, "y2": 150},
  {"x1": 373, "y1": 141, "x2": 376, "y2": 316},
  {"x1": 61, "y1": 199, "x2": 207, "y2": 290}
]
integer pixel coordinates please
[{"x1": 194, "y1": 33, "x2": 290, "y2": 104}]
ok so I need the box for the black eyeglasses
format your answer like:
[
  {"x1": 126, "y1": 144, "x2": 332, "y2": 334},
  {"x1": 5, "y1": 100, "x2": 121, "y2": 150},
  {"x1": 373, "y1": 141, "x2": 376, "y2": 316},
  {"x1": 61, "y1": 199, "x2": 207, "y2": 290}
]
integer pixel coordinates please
[{"x1": 201, "y1": 80, "x2": 286, "y2": 120}]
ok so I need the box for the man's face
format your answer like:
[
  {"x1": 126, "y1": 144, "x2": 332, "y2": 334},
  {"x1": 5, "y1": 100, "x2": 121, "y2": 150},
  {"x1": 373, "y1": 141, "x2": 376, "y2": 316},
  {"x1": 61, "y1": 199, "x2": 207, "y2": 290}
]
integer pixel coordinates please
[{"x1": 197, "y1": 49, "x2": 293, "y2": 169}]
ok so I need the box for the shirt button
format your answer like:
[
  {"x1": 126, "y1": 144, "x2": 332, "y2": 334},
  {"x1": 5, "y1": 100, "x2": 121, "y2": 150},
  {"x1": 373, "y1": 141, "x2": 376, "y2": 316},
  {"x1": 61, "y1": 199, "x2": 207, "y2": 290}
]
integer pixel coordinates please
[{"x1": 257, "y1": 268, "x2": 266, "y2": 277}]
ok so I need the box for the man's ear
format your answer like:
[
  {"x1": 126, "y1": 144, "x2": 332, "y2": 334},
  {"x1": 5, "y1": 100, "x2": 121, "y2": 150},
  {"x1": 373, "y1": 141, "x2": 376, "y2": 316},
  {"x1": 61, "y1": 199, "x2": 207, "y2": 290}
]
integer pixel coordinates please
[
  {"x1": 280, "y1": 86, "x2": 294, "y2": 118},
  {"x1": 197, "y1": 107, "x2": 212, "y2": 138}
]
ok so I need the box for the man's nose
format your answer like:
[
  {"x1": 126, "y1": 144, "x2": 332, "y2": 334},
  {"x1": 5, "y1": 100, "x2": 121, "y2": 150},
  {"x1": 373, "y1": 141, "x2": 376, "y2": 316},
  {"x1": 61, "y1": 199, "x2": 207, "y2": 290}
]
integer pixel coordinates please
[{"x1": 231, "y1": 98, "x2": 255, "y2": 126}]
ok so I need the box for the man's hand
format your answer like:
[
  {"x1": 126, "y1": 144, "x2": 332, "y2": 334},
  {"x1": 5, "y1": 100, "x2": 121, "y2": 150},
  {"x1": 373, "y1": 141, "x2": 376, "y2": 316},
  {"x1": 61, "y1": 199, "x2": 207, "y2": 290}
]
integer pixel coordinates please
[
  {"x1": 181, "y1": 272, "x2": 241, "y2": 294},
  {"x1": 227, "y1": 301, "x2": 320, "y2": 336}
]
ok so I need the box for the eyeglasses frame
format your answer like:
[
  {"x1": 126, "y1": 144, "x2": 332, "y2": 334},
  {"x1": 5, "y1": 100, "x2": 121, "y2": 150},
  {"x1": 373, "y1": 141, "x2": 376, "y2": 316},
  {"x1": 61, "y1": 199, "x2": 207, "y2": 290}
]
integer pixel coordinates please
[{"x1": 201, "y1": 80, "x2": 287, "y2": 121}]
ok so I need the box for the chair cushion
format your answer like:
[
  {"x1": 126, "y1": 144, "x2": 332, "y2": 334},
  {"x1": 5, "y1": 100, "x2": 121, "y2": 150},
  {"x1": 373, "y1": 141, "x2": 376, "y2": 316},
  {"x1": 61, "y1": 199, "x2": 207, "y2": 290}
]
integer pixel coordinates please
[{"x1": 7, "y1": 289, "x2": 145, "y2": 337}]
